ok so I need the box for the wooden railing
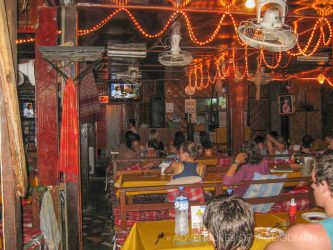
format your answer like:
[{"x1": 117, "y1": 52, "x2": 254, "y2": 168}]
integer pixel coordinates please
[{"x1": 117, "y1": 176, "x2": 314, "y2": 230}]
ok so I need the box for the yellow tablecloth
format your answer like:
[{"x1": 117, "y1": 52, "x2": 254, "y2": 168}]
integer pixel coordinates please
[{"x1": 121, "y1": 210, "x2": 314, "y2": 250}]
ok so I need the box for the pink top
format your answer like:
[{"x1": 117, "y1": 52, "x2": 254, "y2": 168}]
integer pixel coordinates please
[{"x1": 223, "y1": 161, "x2": 270, "y2": 197}]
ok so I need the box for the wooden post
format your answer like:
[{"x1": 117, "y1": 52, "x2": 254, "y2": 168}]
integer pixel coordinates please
[
  {"x1": 61, "y1": 6, "x2": 82, "y2": 250},
  {"x1": 0, "y1": 91, "x2": 22, "y2": 250},
  {"x1": 0, "y1": 0, "x2": 26, "y2": 247},
  {"x1": 228, "y1": 60, "x2": 246, "y2": 155},
  {"x1": 80, "y1": 124, "x2": 89, "y2": 208},
  {"x1": 35, "y1": 7, "x2": 59, "y2": 185},
  {"x1": 120, "y1": 189, "x2": 127, "y2": 231}
]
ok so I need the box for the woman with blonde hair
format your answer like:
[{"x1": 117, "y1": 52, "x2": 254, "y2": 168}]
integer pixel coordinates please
[
  {"x1": 165, "y1": 141, "x2": 205, "y2": 180},
  {"x1": 165, "y1": 141, "x2": 206, "y2": 216}
]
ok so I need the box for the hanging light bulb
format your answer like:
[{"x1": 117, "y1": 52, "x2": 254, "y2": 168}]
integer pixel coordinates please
[
  {"x1": 317, "y1": 74, "x2": 326, "y2": 84},
  {"x1": 245, "y1": 0, "x2": 255, "y2": 9}
]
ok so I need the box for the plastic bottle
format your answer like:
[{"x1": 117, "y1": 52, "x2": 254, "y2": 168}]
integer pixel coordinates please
[
  {"x1": 225, "y1": 188, "x2": 234, "y2": 196},
  {"x1": 289, "y1": 198, "x2": 297, "y2": 225},
  {"x1": 175, "y1": 186, "x2": 189, "y2": 235}
]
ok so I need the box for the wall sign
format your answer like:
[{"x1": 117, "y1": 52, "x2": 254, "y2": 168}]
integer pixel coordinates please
[{"x1": 185, "y1": 99, "x2": 197, "y2": 113}]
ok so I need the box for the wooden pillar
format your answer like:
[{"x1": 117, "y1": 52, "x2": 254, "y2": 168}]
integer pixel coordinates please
[
  {"x1": 80, "y1": 124, "x2": 89, "y2": 208},
  {"x1": 0, "y1": 91, "x2": 22, "y2": 250},
  {"x1": 0, "y1": 0, "x2": 25, "y2": 247},
  {"x1": 35, "y1": 7, "x2": 59, "y2": 185},
  {"x1": 61, "y1": 6, "x2": 82, "y2": 250},
  {"x1": 228, "y1": 62, "x2": 246, "y2": 154}
]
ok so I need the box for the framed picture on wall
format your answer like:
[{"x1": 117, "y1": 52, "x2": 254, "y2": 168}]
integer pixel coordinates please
[{"x1": 278, "y1": 94, "x2": 295, "y2": 115}]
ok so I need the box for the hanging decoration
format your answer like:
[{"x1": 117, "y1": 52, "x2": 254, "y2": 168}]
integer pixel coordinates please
[
  {"x1": 16, "y1": 4, "x2": 333, "y2": 88},
  {"x1": 58, "y1": 78, "x2": 79, "y2": 183}
]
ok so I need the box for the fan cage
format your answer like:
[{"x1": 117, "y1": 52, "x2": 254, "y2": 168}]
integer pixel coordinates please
[
  {"x1": 158, "y1": 51, "x2": 193, "y2": 67},
  {"x1": 238, "y1": 19, "x2": 297, "y2": 52}
]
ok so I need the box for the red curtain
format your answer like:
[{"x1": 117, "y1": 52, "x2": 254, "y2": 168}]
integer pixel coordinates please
[{"x1": 58, "y1": 78, "x2": 79, "y2": 183}]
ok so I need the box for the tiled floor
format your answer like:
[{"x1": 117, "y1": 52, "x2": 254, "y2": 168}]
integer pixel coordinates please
[{"x1": 83, "y1": 176, "x2": 114, "y2": 250}]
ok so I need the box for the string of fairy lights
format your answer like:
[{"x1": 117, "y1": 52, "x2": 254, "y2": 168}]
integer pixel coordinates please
[{"x1": 16, "y1": 4, "x2": 333, "y2": 90}]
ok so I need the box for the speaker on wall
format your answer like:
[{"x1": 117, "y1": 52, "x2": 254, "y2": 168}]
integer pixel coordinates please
[{"x1": 151, "y1": 98, "x2": 165, "y2": 128}]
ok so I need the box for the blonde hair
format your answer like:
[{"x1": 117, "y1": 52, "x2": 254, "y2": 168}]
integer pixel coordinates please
[{"x1": 180, "y1": 141, "x2": 203, "y2": 159}]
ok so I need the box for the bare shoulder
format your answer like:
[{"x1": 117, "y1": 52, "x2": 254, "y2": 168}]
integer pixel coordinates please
[{"x1": 265, "y1": 223, "x2": 329, "y2": 250}]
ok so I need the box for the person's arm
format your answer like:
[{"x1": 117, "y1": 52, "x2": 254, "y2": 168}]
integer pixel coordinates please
[
  {"x1": 267, "y1": 134, "x2": 286, "y2": 152},
  {"x1": 196, "y1": 164, "x2": 206, "y2": 178},
  {"x1": 164, "y1": 162, "x2": 176, "y2": 174},
  {"x1": 265, "y1": 224, "x2": 326, "y2": 250},
  {"x1": 225, "y1": 153, "x2": 246, "y2": 176},
  {"x1": 223, "y1": 153, "x2": 247, "y2": 185}
]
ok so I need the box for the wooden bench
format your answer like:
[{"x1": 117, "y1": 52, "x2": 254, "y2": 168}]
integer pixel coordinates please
[
  {"x1": 117, "y1": 176, "x2": 314, "y2": 230},
  {"x1": 111, "y1": 157, "x2": 221, "y2": 183}
]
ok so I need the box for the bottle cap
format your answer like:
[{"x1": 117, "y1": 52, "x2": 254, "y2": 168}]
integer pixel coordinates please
[
  {"x1": 179, "y1": 186, "x2": 185, "y2": 192},
  {"x1": 226, "y1": 188, "x2": 233, "y2": 195}
]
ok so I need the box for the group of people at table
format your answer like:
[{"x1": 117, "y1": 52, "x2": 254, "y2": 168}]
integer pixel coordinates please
[{"x1": 116, "y1": 119, "x2": 333, "y2": 249}]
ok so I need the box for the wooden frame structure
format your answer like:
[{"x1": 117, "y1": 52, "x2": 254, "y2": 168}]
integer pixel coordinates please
[{"x1": 117, "y1": 176, "x2": 314, "y2": 230}]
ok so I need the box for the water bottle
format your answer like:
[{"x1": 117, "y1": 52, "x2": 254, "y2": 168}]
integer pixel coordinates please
[
  {"x1": 225, "y1": 188, "x2": 233, "y2": 196},
  {"x1": 175, "y1": 186, "x2": 189, "y2": 235}
]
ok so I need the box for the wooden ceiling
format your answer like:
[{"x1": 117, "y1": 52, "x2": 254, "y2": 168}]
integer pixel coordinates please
[{"x1": 18, "y1": 0, "x2": 333, "y2": 84}]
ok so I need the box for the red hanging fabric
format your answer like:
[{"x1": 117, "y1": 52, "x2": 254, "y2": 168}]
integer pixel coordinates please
[{"x1": 58, "y1": 78, "x2": 79, "y2": 183}]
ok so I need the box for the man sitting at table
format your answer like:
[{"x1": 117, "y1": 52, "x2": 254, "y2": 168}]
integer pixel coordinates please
[
  {"x1": 266, "y1": 153, "x2": 333, "y2": 250},
  {"x1": 204, "y1": 196, "x2": 255, "y2": 250}
]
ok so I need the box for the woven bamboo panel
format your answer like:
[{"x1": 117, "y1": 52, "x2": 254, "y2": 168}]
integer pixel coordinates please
[
  {"x1": 306, "y1": 111, "x2": 322, "y2": 139},
  {"x1": 289, "y1": 112, "x2": 306, "y2": 145},
  {"x1": 249, "y1": 98, "x2": 270, "y2": 131},
  {"x1": 248, "y1": 82, "x2": 269, "y2": 99}
]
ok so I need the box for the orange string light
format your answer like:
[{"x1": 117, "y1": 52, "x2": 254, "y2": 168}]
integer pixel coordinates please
[
  {"x1": 260, "y1": 50, "x2": 282, "y2": 69},
  {"x1": 16, "y1": 7, "x2": 333, "y2": 83}
]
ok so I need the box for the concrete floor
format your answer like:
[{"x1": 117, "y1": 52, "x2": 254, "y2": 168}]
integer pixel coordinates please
[{"x1": 83, "y1": 176, "x2": 114, "y2": 250}]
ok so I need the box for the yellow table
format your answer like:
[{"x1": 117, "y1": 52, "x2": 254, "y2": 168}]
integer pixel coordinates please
[{"x1": 121, "y1": 210, "x2": 314, "y2": 250}]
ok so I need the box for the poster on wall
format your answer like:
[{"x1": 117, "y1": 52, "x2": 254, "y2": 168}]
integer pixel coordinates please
[
  {"x1": 165, "y1": 102, "x2": 174, "y2": 113},
  {"x1": 278, "y1": 94, "x2": 295, "y2": 115},
  {"x1": 185, "y1": 99, "x2": 197, "y2": 113}
]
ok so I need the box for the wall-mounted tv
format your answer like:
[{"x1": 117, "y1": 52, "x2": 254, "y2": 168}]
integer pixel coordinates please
[{"x1": 110, "y1": 83, "x2": 140, "y2": 101}]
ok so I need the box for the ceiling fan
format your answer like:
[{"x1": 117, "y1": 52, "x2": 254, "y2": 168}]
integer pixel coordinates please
[
  {"x1": 158, "y1": 12, "x2": 193, "y2": 67},
  {"x1": 238, "y1": 0, "x2": 297, "y2": 52},
  {"x1": 116, "y1": 66, "x2": 142, "y2": 85}
]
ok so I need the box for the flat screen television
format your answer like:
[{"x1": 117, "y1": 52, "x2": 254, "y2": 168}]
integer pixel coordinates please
[{"x1": 110, "y1": 83, "x2": 140, "y2": 101}]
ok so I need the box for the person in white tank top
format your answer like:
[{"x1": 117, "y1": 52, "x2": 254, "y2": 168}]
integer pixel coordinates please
[{"x1": 266, "y1": 133, "x2": 289, "y2": 160}]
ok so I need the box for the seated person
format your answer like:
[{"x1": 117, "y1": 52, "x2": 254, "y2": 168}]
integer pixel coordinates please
[
  {"x1": 147, "y1": 129, "x2": 164, "y2": 152},
  {"x1": 292, "y1": 134, "x2": 314, "y2": 154},
  {"x1": 127, "y1": 118, "x2": 138, "y2": 134},
  {"x1": 200, "y1": 131, "x2": 212, "y2": 149},
  {"x1": 301, "y1": 135, "x2": 314, "y2": 154},
  {"x1": 200, "y1": 131, "x2": 213, "y2": 156},
  {"x1": 322, "y1": 130, "x2": 333, "y2": 155},
  {"x1": 165, "y1": 141, "x2": 206, "y2": 216},
  {"x1": 266, "y1": 132, "x2": 289, "y2": 160},
  {"x1": 223, "y1": 141, "x2": 270, "y2": 197},
  {"x1": 168, "y1": 131, "x2": 186, "y2": 156},
  {"x1": 118, "y1": 131, "x2": 157, "y2": 169},
  {"x1": 266, "y1": 153, "x2": 333, "y2": 250},
  {"x1": 204, "y1": 196, "x2": 255, "y2": 250},
  {"x1": 254, "y1": 135, "x2": 268, "y2": 156},
  {"x1": 165, "y1": 141, "x2": 206, "y2": 181}
]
